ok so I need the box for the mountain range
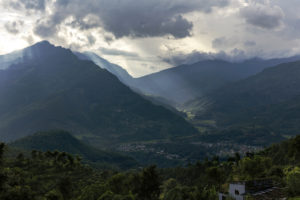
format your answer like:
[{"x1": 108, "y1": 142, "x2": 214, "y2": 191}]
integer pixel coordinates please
[
  {"x1": 188, "y1": 60, "x2": 300, "y2": 145},
  {"x1": 0, "y1": 41, "x2": 197, "y2": 148},
  {"x1": 2, "y1": 41, "x2": 300, "y2": 165},
  {"x1": 79, "y1": 49, "x2": 300, "y2": 146},
  {"x1": 79, "y1": 52, "x2": 300, "y2": 107}
]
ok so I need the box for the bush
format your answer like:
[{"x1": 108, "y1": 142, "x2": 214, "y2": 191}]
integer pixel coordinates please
[{"x1": 287, "y1": 167, "x2": 300, "y2": 196}]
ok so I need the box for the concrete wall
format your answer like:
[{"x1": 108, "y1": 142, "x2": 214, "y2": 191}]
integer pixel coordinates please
[
  {"x1": 229, "y1": 183, "x2": 245, "y2": 200},
  {"x1": 219, "y1": 193, "x2": 226, "y2": 200}
]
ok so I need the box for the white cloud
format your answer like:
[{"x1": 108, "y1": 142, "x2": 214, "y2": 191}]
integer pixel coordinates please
[{"x1": 1, "y1": 0, "x2": 300, "y2": 77}]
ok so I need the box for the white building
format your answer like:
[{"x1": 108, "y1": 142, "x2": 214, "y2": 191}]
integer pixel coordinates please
[
  {"x1": 218, "y1": 179, "x2": 282, "y2": 200},
  {"x1": 219, "y1": 182, "x2": 246, "y2": 200}
]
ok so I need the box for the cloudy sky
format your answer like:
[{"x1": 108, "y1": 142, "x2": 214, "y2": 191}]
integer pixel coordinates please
[{"x1": 1, "y1": 0, "x2": 300, "y2": 77}]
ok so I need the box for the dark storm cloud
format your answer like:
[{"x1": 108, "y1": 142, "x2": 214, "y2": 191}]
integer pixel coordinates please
[
  {"x1": 162, "y1": 50, "x2": 213, "y2": 65},
  {"x1": 30, "y1": 0, "x2": 230, "y2": 39},
  {"x1": 98, "y1": 11, "x2": 193, "y2": 39},
  {"x1": 240, "y1": 3, "x2": 284, "y2": 29},
  {"x1": 7, "y1": 0, "x2": 46, "y2": 11},
  {"x1": 66, "y1": 15, "x2": 102, "y2": 30},
  {"x1": 162, "y1": 49, "x2": 248, "y2": 66},
  {"x1": 34, "y1": 20, "x2": 59, "y2": 38},
  {"x1": 4, "y1": 21, "x2": 24, "y2": 34},
  {"x1": 99, "y1": 47, "x2": 139, "y2": 58}
]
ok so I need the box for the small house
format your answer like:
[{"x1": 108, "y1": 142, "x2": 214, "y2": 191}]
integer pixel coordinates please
[{"x1": 219, "y1": 179, "x2": 285, "y2": 200}]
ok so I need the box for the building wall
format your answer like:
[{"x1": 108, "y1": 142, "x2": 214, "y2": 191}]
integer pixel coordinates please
[
  {"x1": 219, "y1": 193, "x2": 225, "y2": 200},
  {"x1": 234, "y1": 195, "x2": 244, "y2": 200},
  {"x1": 229, "y1": 183, "x2": 245, "y2": 200},
  {"x1": 219, "y1": 192, "x2": 244, "y2": 200}
]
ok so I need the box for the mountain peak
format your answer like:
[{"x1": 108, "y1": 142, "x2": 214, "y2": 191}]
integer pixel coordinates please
[
  {"x1": 32, "y1": 40, "x2": 64, "y2": 51},
  {"x1": 30, "y1": 40, "x2": 55, "y2": 49},
  {"x1": 23, "y1": 40, "x2": 77, "y2": 62},
  {"x1": 0, "y1": 41, "x2": 69, "y2": 70},
  {"x1": 36, "y1": 40, "x2": 52, "y2": 45}
]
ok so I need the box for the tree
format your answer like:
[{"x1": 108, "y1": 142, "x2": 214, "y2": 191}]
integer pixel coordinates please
[
  {"x1": 199, "y1": 186, "x2": 217, "y2": 200},
  {"x1": 0, "y1": 143, "x2": 6, "y2": 190},
  {"x1": 108, "y1": 173, "x2": 130, "y2": 195},
  {"x1": 0, "y1": 143, "x2": 5, "y2": 166},
  {"x1": 98, "y1": 191, "x2": 114, "y2": 200},
  {"x1": 77, "y1": 183, "x2": 107, "y2": 200},
  {"x1": 235, "y1": 152, "x2": 241, "y2": 164},
  {"x1": 1, "y1": 185, "x2": 35, "y2": 200},
  {"x1": 268, "y1": 166, "x2": 284, "y2": 178},
  {"x1": 58, "y1": 176, "x2": 73, "y2": 199},
  {"x1": 287, "y1": 167, "x2": 300, "y2": 196},
  {"x1": 162, "y1": 178, "x2": 178, "y2": 195},
  {"x1": 45, "y1": 189, "x2": 64, "y2": 200},
  {"x1": 239, "y1": 156, "x2": 271, "y2": 179},
  {"x1": 206, "y1": 166, "x2": 225, "y2": 187},
  {"x1": 137, "y1": 165, "x2": 161, "y2": 200},
  {"x1": 163, "y1": 187, "x2": 184, "y2": 200}
]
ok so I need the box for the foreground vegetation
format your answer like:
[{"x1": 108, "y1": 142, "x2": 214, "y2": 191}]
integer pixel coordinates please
[{"x1": 1, "y1": 135, "x2": 300, "y2": 199}]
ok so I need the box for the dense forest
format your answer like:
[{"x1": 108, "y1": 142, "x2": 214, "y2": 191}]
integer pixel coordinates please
[{"x1": 1, "y1": 135, "x2": 300, "y2": 200}]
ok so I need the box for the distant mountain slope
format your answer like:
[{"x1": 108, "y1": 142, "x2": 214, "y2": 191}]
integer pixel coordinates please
[
  {"x1": 74, "y1": 51, "x2": 300, "y2": 109},
  {"x1": 133, "y1": 57, "x2": 300, "y2": 106},
  {"x1": 214, "y1": 94, "x2": 300, "y2": 137},
  {"x1": 208, "y1": 61, "x2": 300, "y2": 118},
  {"x1": 10, "y1": 130, "x2": 137, "y2": 169},
  {"x1": 74, "y1": 51, "x2": 134, "y2": 85},
  {"x1": 192, "y1": 60, "x2": 300, "y2": 140},
  {"x1": 0, "y1": 41, "x2": 197, "y2": 146},
  {"x1": 0, "y1": 48, "x2": 34, "y2": 70},
  {"x1": 211, "y1": 61, "x2": 300, "y2": 113},
  {"x1": 74, "y1": 52, "x2": 180, "y2": 109},
  {"x1": 256, "y1": 95, "x2": 300, "y2": 135}
]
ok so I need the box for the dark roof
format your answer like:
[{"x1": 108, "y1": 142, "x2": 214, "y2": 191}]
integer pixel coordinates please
[
  {"x1": 230, "y1": 179, "x2": 274, "y2": 193},
  {"x1": 249, "y1": 187, "x2": 285, "y2": 199}
]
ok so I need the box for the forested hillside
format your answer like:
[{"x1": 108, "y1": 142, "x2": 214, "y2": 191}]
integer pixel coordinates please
[
  {"x1": 10, "y1": 130, "x2": 137, "y2": 169},
  {"x1": 188, "y1": 61, "x2": 300, "y2": 146},
  {"x1": 1, "y1": 135, "x2": 300, "y2": 199}
]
